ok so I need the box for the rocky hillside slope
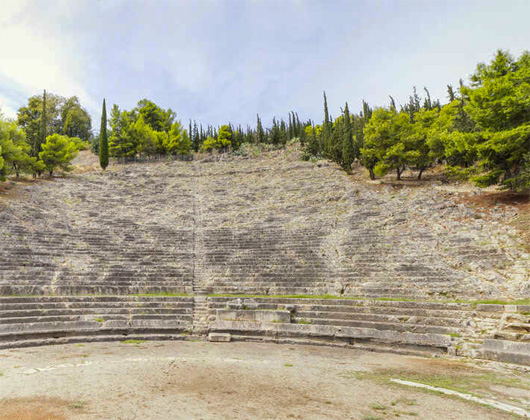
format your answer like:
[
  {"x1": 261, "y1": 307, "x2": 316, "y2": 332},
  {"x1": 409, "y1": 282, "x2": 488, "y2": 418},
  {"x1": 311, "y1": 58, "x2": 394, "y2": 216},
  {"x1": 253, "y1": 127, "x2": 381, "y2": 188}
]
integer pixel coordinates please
[{"x1": 0, "y1": 149, "x2": 528, "y2": 300}]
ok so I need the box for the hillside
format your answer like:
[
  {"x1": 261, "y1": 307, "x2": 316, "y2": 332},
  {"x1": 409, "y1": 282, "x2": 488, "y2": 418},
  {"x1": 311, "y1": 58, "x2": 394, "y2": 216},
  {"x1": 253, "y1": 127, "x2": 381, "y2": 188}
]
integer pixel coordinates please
[{"x1": 1, "y1": 148, "x2": 528, "y2": 300}]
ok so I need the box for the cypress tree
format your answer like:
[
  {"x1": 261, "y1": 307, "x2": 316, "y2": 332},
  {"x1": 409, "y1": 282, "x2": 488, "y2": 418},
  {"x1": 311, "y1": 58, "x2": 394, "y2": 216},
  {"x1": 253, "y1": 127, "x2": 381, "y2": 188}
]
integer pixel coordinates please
[
  {"x1": 38, "y1": 89, "x2": 47, "y2": 156},
  {"x1": 321, "y1": 91, "x2": 332, "y2": 155},
  {"x1": 189, "y1": 120, "x2": 192, "y2": 147},
  {"x1": 256, "y1": 114, "x2": 264, "y2": 144},
  {"x1": 99, "y1": 99, "x2": 109, "y2": 170},
  {"x1": 389, "y1": 95, "x2": 397, "y2": 112},
  {"x1": 342, "y1": 102, "x2": 354, "y2": 170}
]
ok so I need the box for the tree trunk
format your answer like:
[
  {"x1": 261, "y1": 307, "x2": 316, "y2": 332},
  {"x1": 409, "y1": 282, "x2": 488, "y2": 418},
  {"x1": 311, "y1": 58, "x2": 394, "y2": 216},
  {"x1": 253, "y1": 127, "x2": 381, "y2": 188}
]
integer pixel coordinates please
[
  {"x1": 369, "y1": 168, "x2": 375, "y2": 180},
  {"x1": 396, "y1": 167, "x2": 402, "y2": 181},
  {"x1": 418, "y1": 167, "x2": 425, "y2": 180}
]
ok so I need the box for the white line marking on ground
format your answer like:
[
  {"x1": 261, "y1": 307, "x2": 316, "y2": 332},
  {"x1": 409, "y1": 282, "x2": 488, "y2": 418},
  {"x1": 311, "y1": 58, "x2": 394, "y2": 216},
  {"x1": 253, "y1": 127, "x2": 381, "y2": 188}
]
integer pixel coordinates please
[{"x1": 391, "y1": 378, "x2": 530, "y2": 418}]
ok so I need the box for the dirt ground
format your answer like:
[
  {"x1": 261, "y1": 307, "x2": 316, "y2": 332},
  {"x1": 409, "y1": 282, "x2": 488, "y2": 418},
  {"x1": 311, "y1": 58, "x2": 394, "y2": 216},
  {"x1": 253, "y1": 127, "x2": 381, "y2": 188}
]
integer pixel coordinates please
[{"x1": 0, "y1": 341, "x2": 528, "y2": 420}]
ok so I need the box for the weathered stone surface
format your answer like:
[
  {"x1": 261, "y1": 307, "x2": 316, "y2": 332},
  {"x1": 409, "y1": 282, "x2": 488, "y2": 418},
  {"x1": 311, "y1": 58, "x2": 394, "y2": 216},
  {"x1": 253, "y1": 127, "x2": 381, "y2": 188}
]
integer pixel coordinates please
[
  {"x1": 208, "y1": 333, "x2": 231, "y2": 342},
  {"x1": 1, "y1": 151, "x2": 528, "y2": 299},
  {"x1": 216, "y1": 309, "x2": 290, "y2": 323},
  {"x1": 481, "y1": 340, "x2": 530, "y2": 366}
]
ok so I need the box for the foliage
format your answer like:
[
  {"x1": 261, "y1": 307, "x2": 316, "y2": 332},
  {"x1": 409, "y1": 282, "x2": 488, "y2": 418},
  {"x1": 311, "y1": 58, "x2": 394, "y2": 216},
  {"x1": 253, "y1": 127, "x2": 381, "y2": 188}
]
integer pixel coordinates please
[
  {"x1": 201, "y1": 136, "x2": 218, "y2": 153},
  {"x1": 217, "y1": 125, "x2": 232, "y2": 149},
  {"x1": 108, "y1": 100, "x2": 190, "y2": 159},
  {"x1": 164, "y1": 121, "x2": 191, "y2": 155},
  {"x1": 362, "y1": 109, "x2": 415, "y2": 180},
  {"x1": 341, "y1": 103, "x2": 355, "y2": 170},
  {"x1": 39, "y1": 134, "x2": 79, "y2": 176},
  {"x1": 408, "y1": 108, "x2": 437, "y2": 179},
  {"x1": 462, "y1": 50, "x2": 530, "y2": 189},
  {"x1": 62, "y1": 96, "x2": 92, "y2": 141},
  {"x1": 301, "y1": 50, "x2": 528, "y2": 189},
  {"x1": 108, "y1": 105, "x2": 137, "y2": 159},
  {"x1": 0, "y1": 145, "x2": 3, "y2": 178},
  {"x1": 99, "y1": 99, "x2": 109, "y2": 170},
  {"x1": 17, "y1": 92, "x2": 92, "y2": 157},
  {"x1": 427, "y1": 100, "x2": 478, "y2": 167},
  {"x1": 0, "y1": 117, "x2": 45, "y2": 179}
]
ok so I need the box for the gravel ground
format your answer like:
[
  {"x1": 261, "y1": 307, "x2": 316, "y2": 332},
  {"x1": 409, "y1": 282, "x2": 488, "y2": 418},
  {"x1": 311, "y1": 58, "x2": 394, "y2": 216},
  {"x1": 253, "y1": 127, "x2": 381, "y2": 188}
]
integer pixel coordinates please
[{"x1": 0, "y1": 341, "x2": 528, "y2": 420}]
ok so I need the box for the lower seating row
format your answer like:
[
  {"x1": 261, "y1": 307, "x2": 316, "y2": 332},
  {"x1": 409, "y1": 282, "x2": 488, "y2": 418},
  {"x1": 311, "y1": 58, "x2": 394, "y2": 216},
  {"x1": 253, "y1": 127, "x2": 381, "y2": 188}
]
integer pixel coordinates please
[
  {"x1": 207, "y1": 297, "x2": 530, "y2": 365},
  {"x1": 0, "y1": 295, "x2": 194, "y2": 349},
  {"x1": 1, "y1": 295, "x2": 528, "y2": 366}
]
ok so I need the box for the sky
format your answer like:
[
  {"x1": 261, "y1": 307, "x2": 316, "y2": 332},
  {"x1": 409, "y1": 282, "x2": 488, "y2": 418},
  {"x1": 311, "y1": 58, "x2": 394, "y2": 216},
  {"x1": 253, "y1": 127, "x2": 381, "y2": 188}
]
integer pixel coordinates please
[{"x1": 0, "y1": 0, "x2": 529, "y2": 130}]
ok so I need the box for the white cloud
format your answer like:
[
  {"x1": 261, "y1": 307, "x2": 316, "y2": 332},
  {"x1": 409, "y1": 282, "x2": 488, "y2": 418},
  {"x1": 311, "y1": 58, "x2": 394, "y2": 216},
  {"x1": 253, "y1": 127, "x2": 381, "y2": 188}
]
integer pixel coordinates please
[
  {"x1": 0, "y1": 93, "x2": 17, "y2": 119},
  {"x1": 0, "y1": 0, "x2": 98, "y2": 116}
]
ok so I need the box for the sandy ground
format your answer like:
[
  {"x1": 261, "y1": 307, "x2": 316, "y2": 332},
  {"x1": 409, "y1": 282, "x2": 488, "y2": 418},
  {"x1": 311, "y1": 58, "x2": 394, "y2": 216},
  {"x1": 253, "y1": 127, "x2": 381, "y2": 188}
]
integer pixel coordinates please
[{"x1": 0, "y1": 341, "x2": 528, "y2": 420}]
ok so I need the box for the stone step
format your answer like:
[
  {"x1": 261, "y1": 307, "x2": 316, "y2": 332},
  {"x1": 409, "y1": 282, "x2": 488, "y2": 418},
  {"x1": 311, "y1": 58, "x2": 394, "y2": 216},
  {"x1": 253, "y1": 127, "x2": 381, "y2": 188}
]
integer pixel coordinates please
[
  {"x1": 307, "y1": 318, "x2": 459, "y2": 335},
  {"x1": 0, "y1": 313, "x2": 194, "y2": 325},
  {"x1": 0, "y1": 333, "x2": 194, "y2": 350},
  {"x1": 209, "y1": 320, "x2": 454, "y2": 352},
  {"x1": 0, "y1": 318, "x2": 191, "y2": 340}
]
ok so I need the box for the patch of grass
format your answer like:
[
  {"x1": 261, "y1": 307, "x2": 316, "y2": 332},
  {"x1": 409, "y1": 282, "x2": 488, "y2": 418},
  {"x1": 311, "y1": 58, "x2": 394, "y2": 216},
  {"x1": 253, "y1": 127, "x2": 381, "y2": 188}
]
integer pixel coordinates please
[
  {"x1": 284, "y1": 363, "x2": 293, "y2": 367},
  {"x1": 131, "y1": 292, "x2": 190, "y2": 297},
  {"x1": 455, "y1": 298, "x2": 530, "y2": 305},
  {"x1": 370, "y1": 403, "x2": 387, "y2": 411},
  {"x1": 362, "y1": 415, "x2": 382, "y2": 420},
  {"x1": 76, "y1": 344, "x2": 85, "y2": 347},
  {"x1": 339, "y1": 370, "x2": 366, "y2": 380},
  {"x1": 208, "y1": 293, "x2": 530, "y2": 306},
  {"x1": 1, "y1": 292, "x2": 529, "y2": 307},
  {"x1": 121, "y1": 339, "x2": 146, "y2": 345},
  {"x1": 70, "y1": 401, "x2": 85, "y2": 409},
  {"x1": 387, "y1": 370, "x2": 530, "y2": 395},
  {"x1": 394, "y1": 410, "x2": 418, "y2": 416},
  {"x1": 391, "y1": 398, "x2": 416, "y2": 407},
  {"x1": 93, "y1": 318, "x2": 104, "y2": 323},
  {"x1": 448, "y1": 333, "x2": 461, "y2": 338},
  {"x1": 208, "y1": 293, "x2": 344, "y2": 299},
  {"x1": 296, "y1": 319, "x2": 312, "y2": 324}
]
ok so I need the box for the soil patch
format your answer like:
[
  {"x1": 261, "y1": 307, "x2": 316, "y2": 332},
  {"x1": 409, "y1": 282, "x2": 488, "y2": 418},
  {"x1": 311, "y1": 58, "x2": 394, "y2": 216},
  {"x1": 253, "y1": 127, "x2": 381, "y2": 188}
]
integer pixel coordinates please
[
  {"x1": 0, "y1": 396, "x2": 84, "y2": 420},
  {"x1": 457, "y1": 190, "x2": 530, "y2": 249},
  {"x1": 0, "y1": 341, "x2": 526, "y2": 419}
]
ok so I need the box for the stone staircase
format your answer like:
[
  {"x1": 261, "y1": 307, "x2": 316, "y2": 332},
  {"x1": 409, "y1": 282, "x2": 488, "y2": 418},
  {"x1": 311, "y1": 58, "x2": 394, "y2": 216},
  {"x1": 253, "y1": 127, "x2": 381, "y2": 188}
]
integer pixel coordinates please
[{"x1": 192, "y1": 296, "x2": 210, "y2": 335}]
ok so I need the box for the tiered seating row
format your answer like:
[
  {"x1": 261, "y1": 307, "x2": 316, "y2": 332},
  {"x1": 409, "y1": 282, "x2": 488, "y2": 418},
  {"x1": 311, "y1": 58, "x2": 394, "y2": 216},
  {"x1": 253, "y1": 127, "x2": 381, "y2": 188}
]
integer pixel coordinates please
[
  {"x1": 207, "y1": 297, "x2": 530, "y2": 365},
  {"x1": 0, "y1": 296, "x2": 194, "y2": 349}
]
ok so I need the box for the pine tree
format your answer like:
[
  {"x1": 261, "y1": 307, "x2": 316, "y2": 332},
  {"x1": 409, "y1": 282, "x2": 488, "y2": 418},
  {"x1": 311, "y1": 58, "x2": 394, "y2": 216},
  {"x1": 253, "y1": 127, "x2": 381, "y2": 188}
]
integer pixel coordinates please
[{"x1": 99, "y1": 99, "x2": 109, "y2": 170}]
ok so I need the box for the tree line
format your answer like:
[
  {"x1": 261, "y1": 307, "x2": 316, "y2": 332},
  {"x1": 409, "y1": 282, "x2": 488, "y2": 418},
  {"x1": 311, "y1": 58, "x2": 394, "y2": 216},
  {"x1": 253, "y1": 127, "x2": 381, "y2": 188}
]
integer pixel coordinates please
[
  {"x1": 304, "y1": 50, "x2": 530, "y2": 191},
  {"x1": 2, "y1": 49, "x2": 528, "y2": 191},
  {"x1": 101, "y1": 97, "x2": 310, "y2": 160}
]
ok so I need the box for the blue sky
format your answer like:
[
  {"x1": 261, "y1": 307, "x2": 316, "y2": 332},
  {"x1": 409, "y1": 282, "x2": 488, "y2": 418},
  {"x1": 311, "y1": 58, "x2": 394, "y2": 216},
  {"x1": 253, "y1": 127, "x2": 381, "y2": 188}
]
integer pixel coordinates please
[{"x1": 0, "y1": 0, "x2": 529, "y2": 130}]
